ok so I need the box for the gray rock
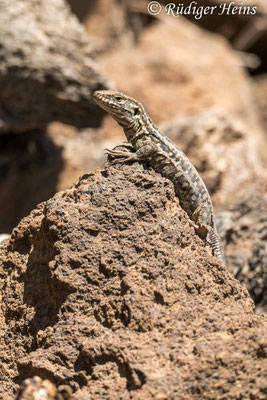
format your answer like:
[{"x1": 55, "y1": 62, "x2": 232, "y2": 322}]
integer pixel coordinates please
[{"x1": 0, "y1": 0, "x2": 110, "y2": 133}]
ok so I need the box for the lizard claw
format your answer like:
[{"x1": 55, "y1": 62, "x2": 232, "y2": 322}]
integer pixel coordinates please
[
  {"x1": 105, "y1": 149, "x2": 129, "y2": 158},
  {"x1": 105, "y1": 144, "x2": 135, "y2": 159}
]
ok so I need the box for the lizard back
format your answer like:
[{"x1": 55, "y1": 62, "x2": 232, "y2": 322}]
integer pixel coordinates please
[{"x1": 132, "y1": 126, "x2": 215, "y2": 228}]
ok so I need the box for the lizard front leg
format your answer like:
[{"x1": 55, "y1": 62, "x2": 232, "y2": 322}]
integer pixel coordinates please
[
  {"x1": 106, "y1": 143, "x2": 158, "y2": 163},
  {"x1": 105, "y1": 144, "x2": 135, "y2": 159}
]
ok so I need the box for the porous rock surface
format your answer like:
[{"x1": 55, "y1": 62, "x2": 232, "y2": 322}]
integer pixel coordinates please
[
  {"x1": 0, "y1": 0, "x2": 108, "y2": 133},
  {"x1": 0, "y1": 162, "x2": 266, "y2": 399}
]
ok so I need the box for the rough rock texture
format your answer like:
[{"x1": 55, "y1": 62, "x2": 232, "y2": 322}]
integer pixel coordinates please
[
  {"x1": 0, "y1": 0, "x2": 109, "y2": 133},
  {"x1": 0, "y1": 162, "x2": 266, "y2": 399},
  {"x1": 216, "y1": 183, "x2": 267, "y2": 314}
]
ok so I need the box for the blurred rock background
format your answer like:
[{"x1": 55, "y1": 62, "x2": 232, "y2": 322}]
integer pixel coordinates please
[{"x1": 0, "y1": 0, "x2": 266, "y2": 305}]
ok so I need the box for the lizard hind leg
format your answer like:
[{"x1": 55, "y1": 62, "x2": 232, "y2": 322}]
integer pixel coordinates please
[
  {"x1": 194, "y1": 223, "x2": 223, "y2": 264},
  {"x1": 191, "y1": 203, "x2": 211, "y2": 227},
  {"x1": 191, "y1": 204, "x2": 223, "y2": 264}
]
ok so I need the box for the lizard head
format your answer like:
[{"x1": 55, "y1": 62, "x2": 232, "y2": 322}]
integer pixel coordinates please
[{"x1": 93, "y1": 90, "x2": 146, "y2": 131}]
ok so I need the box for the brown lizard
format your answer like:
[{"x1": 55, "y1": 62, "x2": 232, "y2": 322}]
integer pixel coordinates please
[{"x1": 93, "y1": 90, "x2": 223, "y2": 263}]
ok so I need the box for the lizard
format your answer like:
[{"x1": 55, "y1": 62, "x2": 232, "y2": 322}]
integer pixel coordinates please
[{"x1": 93, "y1": 90, "x2": 223, "y2": 263}]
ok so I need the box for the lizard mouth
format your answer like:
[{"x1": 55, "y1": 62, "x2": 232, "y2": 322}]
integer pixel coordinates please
[
  {"x1": 94, "y1": 90, "x2": 114, "y2": 105},
  {"x1": 93, "y1": 91, "x2": 123, "y2": 115},
  {"x1": 93, "y1": 90, "x2": 107, "y2": 104}
]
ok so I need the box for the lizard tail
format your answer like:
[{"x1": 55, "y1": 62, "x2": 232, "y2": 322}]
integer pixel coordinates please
[{"x1": 209, "y1": 229, "x2": 224, "y2": 264}]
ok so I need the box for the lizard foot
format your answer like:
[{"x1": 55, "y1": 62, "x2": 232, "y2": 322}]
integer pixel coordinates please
[{"x1": 105, "y1": 145, "x2": 138, "y2": 163}]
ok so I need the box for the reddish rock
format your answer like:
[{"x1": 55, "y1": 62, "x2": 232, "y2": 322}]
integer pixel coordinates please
[{"x1": 0, "y1": 162, "x2": 266, "y2": 399}]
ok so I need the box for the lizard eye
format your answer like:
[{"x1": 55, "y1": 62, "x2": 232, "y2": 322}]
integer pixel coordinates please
[
  {"x1": 133, "y1": 107, "x2": 140, "y2": 116},
  {"x1": 115, "y1": 96, "x2": 122, "y2": 101}
]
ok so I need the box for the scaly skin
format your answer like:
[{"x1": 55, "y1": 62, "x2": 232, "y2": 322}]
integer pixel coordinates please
[{"x1": 93, "y1": 90, "x2": 223, "y2": 263}]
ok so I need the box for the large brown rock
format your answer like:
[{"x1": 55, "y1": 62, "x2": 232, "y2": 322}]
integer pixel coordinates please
[
  {"x1": 0, "y1": 162, "x2": 266, "y2": 399},
  {"x1": 0, "y1": 0, "x2": 109, "y2": 133}
]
